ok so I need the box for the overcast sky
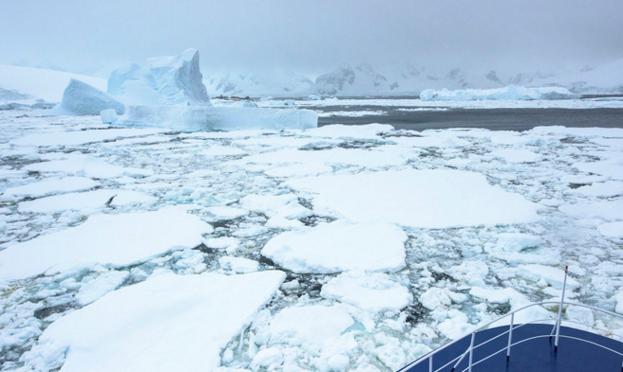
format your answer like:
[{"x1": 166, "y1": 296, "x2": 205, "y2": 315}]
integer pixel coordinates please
[{"x1": 1, "y1": 0, "x2": 622, "y2": 77}]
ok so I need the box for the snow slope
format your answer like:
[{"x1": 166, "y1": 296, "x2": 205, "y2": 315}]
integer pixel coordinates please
[{"x1": 0, "y1": 65, "x2": 106, "y2": 102}]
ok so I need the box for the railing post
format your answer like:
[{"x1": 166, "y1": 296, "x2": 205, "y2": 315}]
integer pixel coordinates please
[
  {"x1": 429, "y1": 354, "x2": 432, "y2": 372},
  {"x1": 507, "y1": 312, "x2": 514, "y2": 361},
  {"x1": 468, "y1": 332, "x2": 475, "y2": 372},
  {"x1": 554, "y1": 265, "x2": 568, "y2": 351}
]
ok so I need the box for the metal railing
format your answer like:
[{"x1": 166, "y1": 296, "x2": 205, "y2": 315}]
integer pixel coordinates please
[{"x1": 399, "y1": 267, "x2": 623, "y2": 372}]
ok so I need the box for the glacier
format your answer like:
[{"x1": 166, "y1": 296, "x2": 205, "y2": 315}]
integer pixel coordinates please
[{"x1": 420, "y1": 84, "x2": 580, "y2": 101}]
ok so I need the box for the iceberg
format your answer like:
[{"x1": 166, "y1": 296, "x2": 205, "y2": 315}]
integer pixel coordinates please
[
  {"x1": 49, "y1": 79, "x2": 125, "y2": 116},
  {"x1": 120, "y1": 105, "x2": 317, "y2": 131},
  {"x1": 103, "y1": 49, "x2": 317, "y2": 131},
  {"x1": 420, "y1": 84, "x2": 580, "y2": 101},
  {"x1": 107, "y1": 49, "x2": 211, "y2": 106}
]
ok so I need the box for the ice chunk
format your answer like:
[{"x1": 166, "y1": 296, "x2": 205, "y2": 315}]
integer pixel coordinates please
[
  {"x1": 570, "y1": 181, "x2": 623, "y2": 197},
  {"x1": 251, "y1": 348, "x2": 284, "y2": 370},
  {"x1": 76, "y1": 270, "x2": 129, "y2": 305},
  {"x1": 420, "y1": 85, "x2": 580, "y2": 101},
  {"x1": 109, "y1": 190, "x2": 157, "y2": 207},
  {"x1": 517, "y1": 265, "x2": 580, "y2": 290},
  {"x1": 18, "y1": 189, "x2": 117, "y2": 213},
  {"x1": 419, "y1": 287, "x2": 452, "y2": 310},
  {"x1": 559, "y1": 199, "x2": 623, "y2": 220},
  {"x1": 490, "y1": 149, "x2": 540, "y2": 163},
  {"x1": 100, "y1": 108, "x2": 118, "y2": 124},
  {"x1": 107, "y1": 49, "x2": 211, "y2": 106},
  {"x1": 320, "y1": 271, "x2": 412, "y2": 312},
  {"x1": 287, "y1": 170, "x2": 540, "y2": 228},
  {"x1": 494, "y1": 233, "x2": 543, "y2": 253},
  {"x1": 2, "y1": 177, "x2": 99, "y2": 199},
  {"x1": 261, "y1": 220, "x2": 407, "y2": 273},
  {"x1": 20, "y1": 271, "x2": 285, "y2": 372},
  {"x1": 447, "y1": 261, "x2": 489, "y2": 286},
  {"x1": 469, "y1": 287, "x2": 528, "y2": 306},
  {"x1": 573, "y1": 159, "x2": 623, "y2": 180},
  {"x1": 0, "y1": 208, "x2": 213, "y2": 281},
  {"x1": 49, "y1": 79, "x2": 125, "y2": 116},
  {"x1": 268, "y1": 305, "x2": 354, "y2": 348},
  {"x1": 240, "y1": 193, "x2": 310, "y2": 219},
  {"x1": 219, "y1": 256, "x2": 259, "y2": 273},
  {"x1": 206, "y1": 206, "x2": 248, "y2": 220},
  {"x1": 121, "y1": 105, "x2": 317, "y2": 131},
  {"x1": 597, "y1": 221, "x2": 623, "y2": 239}
]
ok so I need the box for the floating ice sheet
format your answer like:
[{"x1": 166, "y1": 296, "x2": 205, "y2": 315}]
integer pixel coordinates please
[
  {"x1": 20, "y1": 271, "x2": 285, "y2": 372},
  {"x1": 320, "y1": 271, "x2": 412, "y2": 312},
  {"x1": 2, "y1": 177, "x2": 99, "y2": 199},
  {"x1": 261, "y1": 220, "x2": 407, "y2": 273},
  {"x1": 287, "y1": 169, "x2": 541, "y2": 228},
  {"x1": 0, "y1": 208, "x2": 213, "y2": 281}
]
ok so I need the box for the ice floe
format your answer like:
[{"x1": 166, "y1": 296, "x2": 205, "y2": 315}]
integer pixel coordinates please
[
  {"x1": 287, "y1": 169, "x2": 541, "y2": 228},
  {"x1": 320, "y1": 271, "x2": 412, "y2": 313},
  {"x1": 2, "y1": 177, "x2": 99, "y2": 199},
  {"x1": 0, "y1": 209, "x2": 212, "y2": 281},
  {"x1": 261, "y1": 220, "x2": 407, "y2": 273},
  {"x1": 19, "y1": 271, "x2": 285, "y2": 372}
]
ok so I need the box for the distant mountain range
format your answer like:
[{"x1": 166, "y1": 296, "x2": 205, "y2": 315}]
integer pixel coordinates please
[{"x1": 204, "y1": 58, "x2": 623, "y2": 98}]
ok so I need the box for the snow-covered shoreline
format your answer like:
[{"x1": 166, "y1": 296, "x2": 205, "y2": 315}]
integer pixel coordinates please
[{"x1": 1, "y1": 111, "x2": 622, "y2": 372}]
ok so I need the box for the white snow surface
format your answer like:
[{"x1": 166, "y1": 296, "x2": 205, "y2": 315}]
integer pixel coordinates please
[
  {"x1": 420, "y1": 85, "x2": 579, "y2": 101},
  {"x1": 0, "y1": 209, "x2": 213, "y2": 281},
  {"x1": 287, "y1": 170, "x2": 540, "y2": 228},
  {"x1": 20, "y1": 271, "x2": 285, "y2": 372},
  {"x1": 0, "y1": 65, "x2": 107, "y2": 102},
  {"x1": 262, "y1": 220, "x2": 407, "y2": 273}
]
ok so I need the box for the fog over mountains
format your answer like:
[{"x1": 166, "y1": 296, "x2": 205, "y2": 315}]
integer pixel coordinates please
[{"x1": 205, "y1": 58, "x2": 623, "y2": 97}]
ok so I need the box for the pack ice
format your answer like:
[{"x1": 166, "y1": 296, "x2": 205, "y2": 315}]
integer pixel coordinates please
[{"x1": 420, "y1": 84, "x2": 580, "y2": 101}]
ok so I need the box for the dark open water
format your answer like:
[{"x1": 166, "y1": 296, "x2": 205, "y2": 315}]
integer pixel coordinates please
[{"x1": 317, "y1": 107, "x2": 623, "y2": 131}]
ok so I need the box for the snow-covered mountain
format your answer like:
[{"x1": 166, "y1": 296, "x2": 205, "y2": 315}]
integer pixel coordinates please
[
  {"x1": 204, "y1": 71, "x2": 315, "y2": 98},
  {"x1": 205, "y1": 59, "x2": 623, "y2": 97},
  {"x1": 3, "y1": 57, "x2": 622, "y2": 102}
]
